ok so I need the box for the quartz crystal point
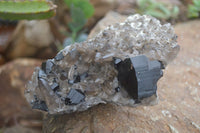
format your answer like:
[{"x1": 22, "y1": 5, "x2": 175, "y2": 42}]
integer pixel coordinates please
[{"x1": 25, "y1": 14, "x2": 179, "y2": 114}]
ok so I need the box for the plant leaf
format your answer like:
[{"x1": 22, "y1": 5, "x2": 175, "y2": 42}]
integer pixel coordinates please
[
  {"x1": 188, "y1": 5, "x2": 199, "y2": 18},
  {"x1": 171, "y1": 6, "x2": 179, "y2": 18},
  {"x1": 74, "y1": 0, "x2": 94, "y2": 18},
  {"x1": 64, "y1": 0, "x2": 94, "y2": 18},
  {"x1": 157, "y1": 4, "x2": 171, "y2": 19},
  {"x1": 193, "y1": 0, "x2": 200, "y2": 7},
  {"x1": 68, "y1": 5, "x2": 86, "y2": 33},
  {"x1": 0, "y1": 0, "x2": 57, "y2": 20},
  {"x1": 146, "y1": 9, "x2": 167, "y2": 19}
]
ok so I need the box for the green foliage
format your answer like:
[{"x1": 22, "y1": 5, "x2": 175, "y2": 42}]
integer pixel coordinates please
[
  {"x1": 0, "y1": 0, "x2": 57, "y2": 20},
  {"x1": 64, "y1": 0, "x2": 94, "y2": 18},
  {"x1": 68, "y1": 5, "x2": 87, "y2": 38},
  {"x1": 64, "y1": 0, "x2": 94, "y2": 43},
  {"x1": 188, "y1": 0, "x2": 200, "y2": 18},
  {"x1": 137, "y1": 0, "x2": 179, "y2": 20}
]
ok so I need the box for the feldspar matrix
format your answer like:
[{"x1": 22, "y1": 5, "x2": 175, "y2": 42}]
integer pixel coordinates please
[{"x1": 25, "y1": 14, "x2": 179, "y2": 114}]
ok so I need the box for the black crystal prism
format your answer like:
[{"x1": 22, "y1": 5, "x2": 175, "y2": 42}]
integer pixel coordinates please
[
  {"x1": 114, "y1": 55, "x2": 163, "y2": 100},
  {"x1": 115, "y1": 87, "x2": 120, "y2": 92},
  {"x1": 54, "y1": 52, "x2": 64, "y2": 61},
  {"x1": 41, "y1": 60, "x2": 54, "y2": 75},
  {"x1": 32, "y1": 100, "x2": 48, "y2": 112},
  {"x1": 114, "y1": 58, "x2": 138, "y2": 99},
  {"x1": 68, "y1": 75, "x2": 81, "y2": 85},
  {"x1": 32, "y1": 95, "x2": 48, "y2": 112},
  {"x1": 38, "y1": 69, "x2": 46, "y2": 78},
  {"x1": 51, "y1": 82, "x2": 59, "y2": 92},
  {"x1": 65, "y1": 89, "x2": 85, "y2": 105}
]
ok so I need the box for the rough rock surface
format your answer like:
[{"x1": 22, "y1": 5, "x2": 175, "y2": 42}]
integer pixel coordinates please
[
  {"x1": 42, "y1": 20, "x2": 200, "y2": 133},
  {"x1": 88, "y1": 11, "x2": 127, "y2": 39},
  {"x1": 25, "y1": 14, "x2": 179, "y2": 114},
  {"x1": 0, "y1": 59, "x2": 43, "y2": 129}
]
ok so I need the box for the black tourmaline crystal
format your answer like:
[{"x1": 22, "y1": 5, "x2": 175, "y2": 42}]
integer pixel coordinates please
[
  {"x1": 32, "y1": 100, "x2": 48, "y2": 111},
  {"x1": 41, "y1": 60, "x2": 54, "y2": 75},
  {"x1": 114, "y1": 55, "x2": 163, "y2": 100},
  {"x1": 68, "y1": 75, "x2": 81, "y2": 85},
  {"x1": 54, "y1": 52, "x2": 64, "y2": 61},
  {"x1": 65, "y1": 89, "x2": 85, "y2": 105},
  {"x1": 50, "y1": 82, "x2": 59, "y2": 92},
  {"x1": 38, "y1": 69, "x2": 46, "y2": 78},
  {"x1": 32, "y1": 95, "x2": 48, "y2": 111}
]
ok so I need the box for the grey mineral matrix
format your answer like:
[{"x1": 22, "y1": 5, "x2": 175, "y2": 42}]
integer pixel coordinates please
[{"x1": 25, "y1": 14, "x2": 180, "y2": 114}]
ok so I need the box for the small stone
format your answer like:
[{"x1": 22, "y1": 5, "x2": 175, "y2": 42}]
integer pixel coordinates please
[{"x1": 65, "y1": 89, "x2": 85, "y2": 105}]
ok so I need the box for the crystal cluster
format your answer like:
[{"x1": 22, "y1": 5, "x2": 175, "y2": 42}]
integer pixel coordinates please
[{"x1": 25, "y1": 14, "x2": 179, "y2": 114}]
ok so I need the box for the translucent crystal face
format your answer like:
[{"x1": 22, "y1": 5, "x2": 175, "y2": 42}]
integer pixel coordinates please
[{"x1": 25, "y1": 14, "x2": 179, "y2": 114}]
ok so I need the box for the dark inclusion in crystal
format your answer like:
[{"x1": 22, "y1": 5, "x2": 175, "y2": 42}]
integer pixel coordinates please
[
  {"x1": 68, "y1": 72, "x2": 88, "y2": 85},
  {"x1": 65, "y1": 89, "x2": 85, "y2": 105},
  {"x1": 68, "y1": 75, "x2": 81, "y2": 85},
  {"x1": 32, "y1": 95, "x2": 48, "y2": 112},
  {"x1": 114, "y1": 55, "x2": 163, "y2": 100},
  {"x1": 60, "y1": 71, "x2": 68, "y2": 80},
  {"x1": 51, "y1": 82, "x2": 59, "y2": 92},
  {"x1": 32, "y1": 100, "x2": 48, "y2": 112},
  {"x1": 115, "y1": 87, "x2": 120, "y2": 92}
]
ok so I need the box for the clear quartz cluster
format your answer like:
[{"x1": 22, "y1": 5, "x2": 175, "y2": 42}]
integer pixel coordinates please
[{"x1": 25, "y1": 14, "x2": 179, "y2": 114}]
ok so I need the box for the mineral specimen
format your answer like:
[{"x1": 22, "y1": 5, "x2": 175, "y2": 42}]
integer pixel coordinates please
[{"x1": 25, "y1": 14, "x2": 179, "y2": 114}]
